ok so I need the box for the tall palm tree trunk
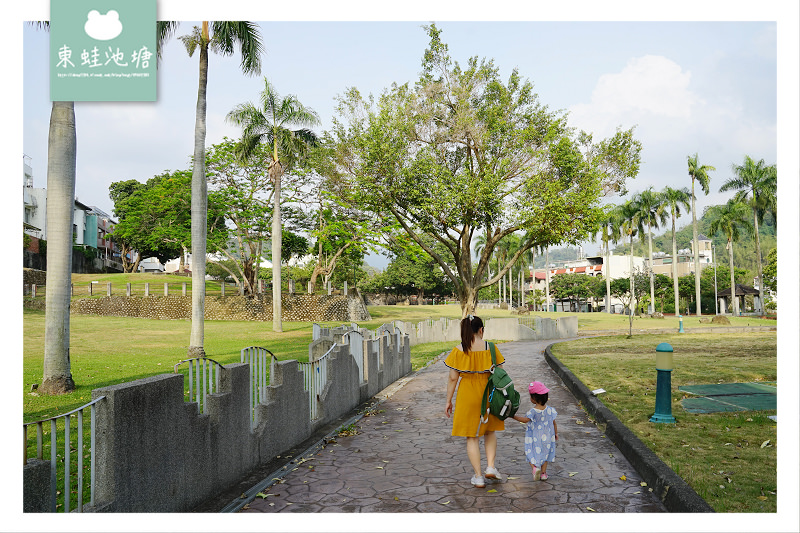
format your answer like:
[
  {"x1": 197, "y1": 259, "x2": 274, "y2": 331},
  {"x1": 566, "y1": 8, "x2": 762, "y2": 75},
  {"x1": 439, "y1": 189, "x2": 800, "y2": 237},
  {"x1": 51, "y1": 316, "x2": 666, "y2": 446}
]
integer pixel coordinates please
[
  {"x1": 752, "y1": 212, "x2": 764, "y2": 315},
  {"x1": 671, "y1": 214, "x2": 680, "y2": 316},
  {"x1": 271, "y1": 160, "x2": 283, "y2": 332},
  {"x1": 647, "y1": 224, "x2": 655, "y2": 314},
  {"x1": 728, "y1": 240, "x2": 738, "y2": 316},
  {"x1": 691, "y1": 183, "x2": 702, "y2": 315},
  {"x1": 545, "y1": 248, "x2": 550, "y2": 312},
  {"x1": 629, "y1": 233, "x2": 634, "y2": 334},
  {"x1": 604, "y1": 230, "x2": 611, "y2": 313},
  {"x1": 188, "y1": 30, "x2": 209, "y2": 358},
  {"x1": 41, "y1": 101, "x2": 77, "y2": 394}
]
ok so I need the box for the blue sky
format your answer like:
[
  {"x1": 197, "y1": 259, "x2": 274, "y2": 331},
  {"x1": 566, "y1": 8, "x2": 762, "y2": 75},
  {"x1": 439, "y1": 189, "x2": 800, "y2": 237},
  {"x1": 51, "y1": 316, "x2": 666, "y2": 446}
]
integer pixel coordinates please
[
  {"x1": 8, "y1": 3, "x2": 800, "y2": 530},
  {"x1": 17, "y1": 6, "x2": 794, "y2": 266}
]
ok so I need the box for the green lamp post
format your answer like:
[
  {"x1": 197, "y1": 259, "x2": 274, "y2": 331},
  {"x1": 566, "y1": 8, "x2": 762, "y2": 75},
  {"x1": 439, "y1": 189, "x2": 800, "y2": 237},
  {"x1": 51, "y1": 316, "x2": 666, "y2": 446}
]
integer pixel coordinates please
[{"x1": 650, "y1": 342, "x2": 676, "y2": 424}]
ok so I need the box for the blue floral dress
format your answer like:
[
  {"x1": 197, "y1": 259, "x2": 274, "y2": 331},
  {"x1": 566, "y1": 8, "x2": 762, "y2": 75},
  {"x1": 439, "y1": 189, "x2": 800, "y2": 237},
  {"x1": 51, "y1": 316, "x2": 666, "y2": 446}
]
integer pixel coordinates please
[{"x1": 523, "y1": 406, "x2": 558, "y2": 466}]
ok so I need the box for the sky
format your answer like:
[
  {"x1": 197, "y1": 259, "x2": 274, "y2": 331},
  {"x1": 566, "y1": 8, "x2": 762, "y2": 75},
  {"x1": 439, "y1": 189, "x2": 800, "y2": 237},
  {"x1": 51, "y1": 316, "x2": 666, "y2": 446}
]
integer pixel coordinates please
[
  {"x1": 8, "y1": 1, "x2": 800, "y2": 532},
  {"x1": 17, "y1": 4, "x2": 794, "y2": 265}
]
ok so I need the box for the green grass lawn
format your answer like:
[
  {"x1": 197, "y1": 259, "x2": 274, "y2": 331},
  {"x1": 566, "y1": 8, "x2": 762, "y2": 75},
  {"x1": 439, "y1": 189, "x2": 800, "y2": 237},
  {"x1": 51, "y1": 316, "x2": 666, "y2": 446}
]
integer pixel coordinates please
[
  {"x1": 23, "y1": 301, "x2": 779, "y2": 512},
  {"x1": 550, "y1": 333, "x2": 777, "y2": 513}
]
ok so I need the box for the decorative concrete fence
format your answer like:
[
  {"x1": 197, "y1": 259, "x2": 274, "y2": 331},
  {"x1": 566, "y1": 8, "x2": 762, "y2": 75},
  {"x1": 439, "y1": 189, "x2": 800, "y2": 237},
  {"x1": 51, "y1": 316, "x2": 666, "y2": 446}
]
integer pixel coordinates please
[
  {"x1": 23, "y1": 324, "x2": 410, "y2": 513},
  {"x1": 392, "y1": 315, "x2": 578, "y2": 346}
]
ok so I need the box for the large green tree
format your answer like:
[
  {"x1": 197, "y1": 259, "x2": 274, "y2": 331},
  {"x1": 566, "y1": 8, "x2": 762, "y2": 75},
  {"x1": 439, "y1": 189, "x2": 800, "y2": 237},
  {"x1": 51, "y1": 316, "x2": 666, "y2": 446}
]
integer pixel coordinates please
[
  {"x1": 160, "y1": 21, "x2": 263, "y2": 357},
  {"x1": 687, "y1": 153, "x2": 715, "y2": 316},
  {"x1": 110, "y1": 171, "x2": 228, "y2": 273},
  {"x1": 227, "y1": 78, "x2": 320, "y2": 332},
  {"x1": 706, "y1": 200, "x2": 753, "y2": 315},
  {"x1": 328, "y1": 25, "x2": 641, "y2": 316},
  {"x1": 719, "y1": 155, "x2": 777, "y2": 315},
  {"x1": 205, "y1": 138, "x2": 308, "y2": 295}
]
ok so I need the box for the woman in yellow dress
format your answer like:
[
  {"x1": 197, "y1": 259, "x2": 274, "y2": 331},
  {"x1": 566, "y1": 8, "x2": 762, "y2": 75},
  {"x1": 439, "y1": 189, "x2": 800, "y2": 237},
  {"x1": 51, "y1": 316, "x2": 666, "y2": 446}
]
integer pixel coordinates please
[{"x1": 444, "y1": 315, "x2": 505, "y2": 488}]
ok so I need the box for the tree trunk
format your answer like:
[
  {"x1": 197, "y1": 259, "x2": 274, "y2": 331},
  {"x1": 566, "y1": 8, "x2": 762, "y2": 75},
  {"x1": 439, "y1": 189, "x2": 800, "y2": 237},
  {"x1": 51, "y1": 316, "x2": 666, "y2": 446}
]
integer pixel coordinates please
[
  {"x1": 671, "y1": 214, "x2": 680, "y2": 317},
  {"x1": 691, "y1": 181, "x2": 702, "y2": 315},
  {"x1": 728, "y1": 240, "x2": 738, "y2": 315},
  {"x1": 460, "y1": 284, "x2": 479, "y2": 318},
  {"x1": 188, "y1": 32, "x2": 209, "y2": 358},
  {"x1": 753, "y1": 210, "x2": 764, "y2": 315},
  {"x1": 629, "y1": 233, "x2": 634, "y2": 336},
  {"x1": 604, "y1": 231, "x2": 611, "y2": 313},
  {"x1": 545, "y1": 248, "x2": 551, "y2": 312},
  {"x1": 271, "y1": 160, "x2": 283, "y2": 332},
  {"x1": 41, "y1": 101, "x2": 76, "y2": 395},
  {"x1": 647, "y1": 223, "x2": 655, "y2": 314}
]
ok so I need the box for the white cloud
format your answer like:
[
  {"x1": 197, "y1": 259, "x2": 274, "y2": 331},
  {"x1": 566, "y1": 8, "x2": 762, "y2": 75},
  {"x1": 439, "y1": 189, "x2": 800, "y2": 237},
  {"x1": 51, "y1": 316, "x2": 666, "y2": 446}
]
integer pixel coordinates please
[{"x1": 568, "y1": 55, "x2": 703, "y2": 137}]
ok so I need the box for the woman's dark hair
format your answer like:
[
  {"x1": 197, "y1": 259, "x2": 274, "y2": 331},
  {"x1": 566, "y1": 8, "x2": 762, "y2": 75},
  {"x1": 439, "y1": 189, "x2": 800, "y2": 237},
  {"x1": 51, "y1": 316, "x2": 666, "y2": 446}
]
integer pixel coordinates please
[
  {"x1": 531, "y1": 392, "x2": 549, "y2": 405},
  {"x1": 460, "y1": 315, "x2": 484, "y2": 354}
]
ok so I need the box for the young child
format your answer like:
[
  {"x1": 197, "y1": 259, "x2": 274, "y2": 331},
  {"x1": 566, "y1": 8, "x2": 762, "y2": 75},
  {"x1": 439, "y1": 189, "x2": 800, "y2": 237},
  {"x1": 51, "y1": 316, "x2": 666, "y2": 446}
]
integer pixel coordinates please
[{"x1": 513, "y1": 381, "x2": 558, "y2": 481}]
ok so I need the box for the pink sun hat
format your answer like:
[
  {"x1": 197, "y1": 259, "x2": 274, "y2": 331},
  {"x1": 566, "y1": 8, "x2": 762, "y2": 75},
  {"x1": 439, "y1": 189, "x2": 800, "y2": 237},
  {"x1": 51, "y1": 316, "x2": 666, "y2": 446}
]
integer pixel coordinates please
[{"x1": 528, "y1": 381, "x2": 549, "y2": 394}]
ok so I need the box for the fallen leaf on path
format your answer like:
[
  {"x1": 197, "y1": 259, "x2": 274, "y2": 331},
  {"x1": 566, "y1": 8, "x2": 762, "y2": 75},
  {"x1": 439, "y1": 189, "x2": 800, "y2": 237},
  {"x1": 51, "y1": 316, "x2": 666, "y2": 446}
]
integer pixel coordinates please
[
  {"x1": 568, "y1": 472, "x2": 578, "y2": 477},
  {"x1": 586, "y1": 507, "x2": 596, "y2": 512},
  {"x1": 487, "y1": 489, "x2": 497, "y2": 493},
  {"x1": 507, "y1": 476, "x2": 519, "y2": 480},
  {"x1": 442, "y1": 501, "x2": 450, "y2": 505},
  {"x1": 640, "y1": 482, "x2": 648, "y2": 487},
  {"x1": 620, "y1": 475, "x2": 627, "y2": 481}
]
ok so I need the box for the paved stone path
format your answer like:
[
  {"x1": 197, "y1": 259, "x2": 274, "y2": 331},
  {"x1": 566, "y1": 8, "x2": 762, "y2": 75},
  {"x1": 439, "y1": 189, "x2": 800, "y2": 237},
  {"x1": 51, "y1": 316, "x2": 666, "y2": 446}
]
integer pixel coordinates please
[{"x1": 240, "y1": 339, "x2": 667, "y2": 513}]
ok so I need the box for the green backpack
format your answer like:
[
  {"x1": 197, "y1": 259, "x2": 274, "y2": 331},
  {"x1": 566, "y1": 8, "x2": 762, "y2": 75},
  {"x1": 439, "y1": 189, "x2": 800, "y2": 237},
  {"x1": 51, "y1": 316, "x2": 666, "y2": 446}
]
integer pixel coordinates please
[{"x1": 478, "y1": 342, "x2": 521, "y2": 431}]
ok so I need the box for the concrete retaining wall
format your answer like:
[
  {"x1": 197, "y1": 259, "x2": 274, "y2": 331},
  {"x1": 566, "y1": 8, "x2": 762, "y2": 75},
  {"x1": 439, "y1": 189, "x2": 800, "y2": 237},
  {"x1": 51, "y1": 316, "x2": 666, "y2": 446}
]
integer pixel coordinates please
[
  {"x1": 24, "y1": 327, "x2": 410, "y2": 513},
  {"x1": 393, "y1": 316, "x2": 578, "y2": 346}
]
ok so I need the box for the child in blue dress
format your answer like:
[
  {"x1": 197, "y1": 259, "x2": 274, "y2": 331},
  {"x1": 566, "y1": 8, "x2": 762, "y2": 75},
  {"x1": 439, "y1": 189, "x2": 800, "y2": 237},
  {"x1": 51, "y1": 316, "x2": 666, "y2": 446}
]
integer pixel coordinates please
[{"x1": 513, "y1": 381, "x2": 558, "y2": 481}]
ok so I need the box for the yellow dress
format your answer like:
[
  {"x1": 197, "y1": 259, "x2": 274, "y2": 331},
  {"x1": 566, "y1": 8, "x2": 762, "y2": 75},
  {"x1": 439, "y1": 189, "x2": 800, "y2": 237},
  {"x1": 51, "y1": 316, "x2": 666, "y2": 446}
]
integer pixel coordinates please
[{"x1": 445, "y1": 343, "x2": 505, "y2": 437}]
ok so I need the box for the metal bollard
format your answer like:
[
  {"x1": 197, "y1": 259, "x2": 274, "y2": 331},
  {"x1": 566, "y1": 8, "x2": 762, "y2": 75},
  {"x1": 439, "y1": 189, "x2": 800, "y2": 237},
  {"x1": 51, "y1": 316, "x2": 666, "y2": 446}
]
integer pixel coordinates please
[{"x1": 650, "y1": 342, "x2": 676, "y2": 424}]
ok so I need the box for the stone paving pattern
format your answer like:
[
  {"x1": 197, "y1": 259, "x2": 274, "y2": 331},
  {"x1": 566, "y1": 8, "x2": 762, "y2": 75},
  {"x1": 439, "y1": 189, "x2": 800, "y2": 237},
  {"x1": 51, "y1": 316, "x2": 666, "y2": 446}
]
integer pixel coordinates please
[{"x1": 240, "y1": 339, "x2": 667, "y2": 513}]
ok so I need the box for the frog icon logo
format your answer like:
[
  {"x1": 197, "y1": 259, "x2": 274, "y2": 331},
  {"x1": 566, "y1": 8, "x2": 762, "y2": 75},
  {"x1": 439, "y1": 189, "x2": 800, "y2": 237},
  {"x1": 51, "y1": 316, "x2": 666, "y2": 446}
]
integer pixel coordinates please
[{"x1": 84, "y1": 10, "x2": 123, "y2": 41}]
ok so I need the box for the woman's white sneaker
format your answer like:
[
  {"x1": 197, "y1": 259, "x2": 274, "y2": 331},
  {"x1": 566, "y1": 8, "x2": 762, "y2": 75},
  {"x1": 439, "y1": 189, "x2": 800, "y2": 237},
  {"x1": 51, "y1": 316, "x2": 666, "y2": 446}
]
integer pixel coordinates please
[
  {"x1": 470, "y1": 475, "x2": 486, "y2": 488},
  {"x1": 485, "y1": 466, "x2": 502, "y2": 480}
]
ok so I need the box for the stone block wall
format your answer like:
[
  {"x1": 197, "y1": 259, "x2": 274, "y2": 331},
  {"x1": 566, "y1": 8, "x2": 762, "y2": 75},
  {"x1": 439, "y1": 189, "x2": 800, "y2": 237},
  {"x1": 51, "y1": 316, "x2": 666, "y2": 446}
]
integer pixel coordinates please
[{"x1": 56, "y1": 293, "x2": 371, "y2": 323}]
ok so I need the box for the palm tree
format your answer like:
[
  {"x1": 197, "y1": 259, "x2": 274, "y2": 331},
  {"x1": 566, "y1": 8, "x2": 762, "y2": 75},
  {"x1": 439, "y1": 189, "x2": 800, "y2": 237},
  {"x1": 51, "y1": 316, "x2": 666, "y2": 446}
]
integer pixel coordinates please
[
  {"x1": 29, "y1": 21, "x2": 77, "y2": 394},
  {"x1": 590, "y1": 206, "x2": 622, "y2": 313},
  {"x1": 632, "y1": 188, "x2": 666, "y2": 314},
  {"x1": 40, "y1": 101, "x2": 77, "y2": 395},
  {"x1": 706, "y1": 200, "x2": 753, "y2": 316},
  {"x1": 660, "y1": 186, "x2": 692, "y2": 315},
  {"x1": 616, "y1": 200, "x2": 639, "y2": 333},
  {"x1": 720, "y1": 156, "x2": 777, "y2": 316},
  {"x1": 227, "y1": 78, "x2": 320, "y2": 332},
  {"x1": 687, "y1": 153, "x2": 715, "y2": 315},
  {"x1": 161, "y1": 21, "x2": 263, "y2": 355}
]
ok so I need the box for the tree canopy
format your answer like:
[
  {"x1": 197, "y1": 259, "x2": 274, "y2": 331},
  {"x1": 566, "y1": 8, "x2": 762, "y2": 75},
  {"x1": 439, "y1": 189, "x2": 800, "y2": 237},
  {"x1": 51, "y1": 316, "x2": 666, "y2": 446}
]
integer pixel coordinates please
[{"x1": 328, "y1": 24, "x2": 641, "y2": 316}]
